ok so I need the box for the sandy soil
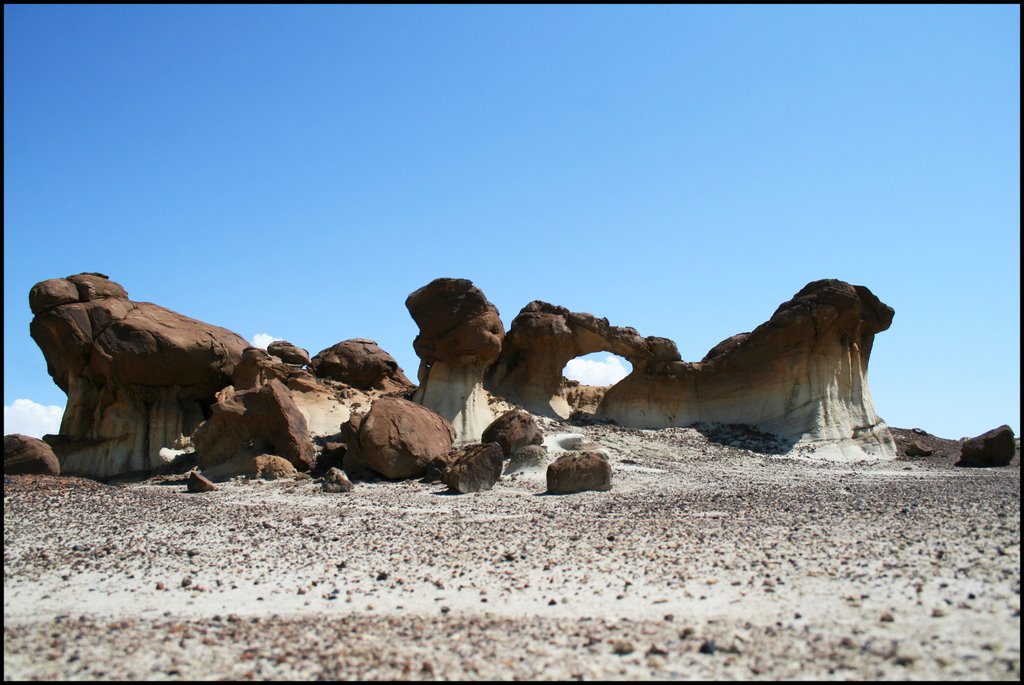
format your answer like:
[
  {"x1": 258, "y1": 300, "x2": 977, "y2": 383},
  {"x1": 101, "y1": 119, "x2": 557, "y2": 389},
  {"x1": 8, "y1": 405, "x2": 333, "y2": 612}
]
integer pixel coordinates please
[{"x1": 4, "y1": 420, "x2": 1020, "y2": 680}]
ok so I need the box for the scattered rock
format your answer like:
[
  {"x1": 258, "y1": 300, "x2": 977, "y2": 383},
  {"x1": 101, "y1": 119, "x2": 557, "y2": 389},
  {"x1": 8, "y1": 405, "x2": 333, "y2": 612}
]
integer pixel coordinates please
[
  {"x1": 956, "y1": 425, "x2": 1016, "y2": 467},
  {"x1": 321, "y1": 467, "x2": 353, "y2": 493},
  {"x1": 504, "y1": 445, "x2": 549, "y2": 475},
  {"x1": 444, "y1": 443, "x2": 503, "y2": 494},
  {"x1": 348, "y1": 398, "x2": 455, "y2": 480},
  {"x1": 481, "y1": 410, "x2": 543, "y2": 455},
  {"x1": 266, "y1": 340, "x2": 311, "y2": 367},
  {"x1": 310, "y1": 339, "x2": 413, "y2": 391},
  {"x1": 186, "y1": 471, "x2": 217, "y2": 493},
  {"x1": 546, "y1": 451, "x2": 612, "y2": 494}
]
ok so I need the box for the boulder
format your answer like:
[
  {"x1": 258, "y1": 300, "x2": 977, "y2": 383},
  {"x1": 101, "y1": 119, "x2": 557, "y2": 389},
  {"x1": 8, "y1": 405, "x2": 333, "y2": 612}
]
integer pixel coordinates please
[
  {"x1": 904, "y1": 440, "x2": 934, "y2": 457},
  {"x1": 267, "y1": 340, "x2": 311, "y2": 367},
  {"x1": 310, "y1": 339, "x2": 414, "y2": 391},
  {"x1": 444, "y1": 442, "x2": 503, "y2": 493},
  {"x1": 28, "y1": 273, "x2": 250, "y2": 478},
  {"x1": 956, "y1": 425, "x2": 1016, "y2": 467},
  {"x1": 186, "y1": 471, "x2": 218, "y2": 493},
  {"x1": 4, "y1": 434, "x2": 61, "y2": 476},
  {"x1": 406, "y1": 278, "x2": 504, "y2": 442},
  {"x1": 546, "y1": 451, "x2": 612, "y2": 494},
  {"x1": 322, "y1": 467, "x2": 354, "y2": 493},
  {"x1": 349, "y1": 397, "x2": 455, "y2": 480},
  {"x1": 197, "y1": 452, "x2": 297, "y2": 481},
  {"x1": 481, "y1": 410, "x2": 543, "y2": 455},
  {"x1": 192, "y1": 379, "x2": 315, "y2": 472}
]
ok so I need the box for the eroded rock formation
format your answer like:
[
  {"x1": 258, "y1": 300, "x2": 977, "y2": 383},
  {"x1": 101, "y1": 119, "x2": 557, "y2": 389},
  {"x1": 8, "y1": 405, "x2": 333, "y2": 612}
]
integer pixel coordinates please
[
  {"x1": 311, "y1": 339, "x2": 414, "y2": 392},
  {"x1": 344, "y1": 397, "x2": 456, "y2": 480},
  {"x1": 4, "y1": 434, "x2": 61, "y2": 476},
  {"x1": 29, "y1": 273, "x2": 250, "y2": 478},
  {"x1": 599, "y1": 279, "x2": 896, "y2": 458},
  {"x1": 406, "y1": 278, "x2": 504, "y2": 442}
]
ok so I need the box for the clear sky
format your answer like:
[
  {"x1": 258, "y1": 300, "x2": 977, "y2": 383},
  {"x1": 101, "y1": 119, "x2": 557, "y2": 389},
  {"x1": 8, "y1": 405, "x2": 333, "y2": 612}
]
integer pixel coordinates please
[{"x1": 4, "y1": 5, "x2": 1020, "y2": 440}]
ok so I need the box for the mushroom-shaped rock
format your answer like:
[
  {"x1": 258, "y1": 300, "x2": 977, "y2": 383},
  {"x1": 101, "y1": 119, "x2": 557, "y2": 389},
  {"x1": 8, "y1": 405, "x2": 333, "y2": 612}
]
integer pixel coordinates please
[
  {"x1": 546, "y1": 451, "x2": 612, "y2": 494},
  {"x1": 956, "y1": 425, "x2": 1016, "y2": 467},
  {"x1": 481, "y1": 410, "x2": 543, "y2": 455},
  {"x1": 406, "y1": 278, "x2": 504, "y2": 442},
  {"x1": 28, "y1": 273, "x2": 251, "y2": 478},
  {"x1": 310, "y1": 339, "x2": 414, "y2": 391},
  {"x1": 599, "y1": 279, "x2": 897, "y2": 460},
  {"x1": 4, "y1": 434, "x2": 61, "y2": 476},
  {"x1": 347, "y1": 397, "x2": 456, "y2": 480},
  {"x1": 192, "y1": 379, "x2": 316, "y2": 472},
  {"x1": 443, "y1": 442, "x2": 503, "y2": 493},
  {"x1": 267, "y1": 340, "x2": 311, "y2": 367},
  {"x1": 486, "y1": 301, "x2": 654, "y2": 418}
]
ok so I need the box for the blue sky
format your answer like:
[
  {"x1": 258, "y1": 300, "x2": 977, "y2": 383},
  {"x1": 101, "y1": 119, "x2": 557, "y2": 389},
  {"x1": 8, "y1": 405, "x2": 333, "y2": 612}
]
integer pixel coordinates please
[{"x1": 4, "y1": 5, "x2": 1020, "y2": 439}]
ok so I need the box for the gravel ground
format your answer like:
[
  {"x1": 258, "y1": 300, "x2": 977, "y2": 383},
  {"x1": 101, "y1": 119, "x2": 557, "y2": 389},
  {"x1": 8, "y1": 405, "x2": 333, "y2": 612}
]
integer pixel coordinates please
[{"x1": 4, "y1": 421, "x2": 1020, "y2": 680}]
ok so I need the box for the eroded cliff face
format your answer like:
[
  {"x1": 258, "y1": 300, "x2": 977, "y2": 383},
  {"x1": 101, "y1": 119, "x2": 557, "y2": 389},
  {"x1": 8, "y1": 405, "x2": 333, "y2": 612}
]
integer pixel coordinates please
[
  {"x1": 405, "y1": 278, "x2": 505, "y2": 443},
  {"x1": 29, "y1": 273, "x2": 250, "y2": 477},
  {"x1": 598, "y1": 280, "x2": 896, "y2": 458}
]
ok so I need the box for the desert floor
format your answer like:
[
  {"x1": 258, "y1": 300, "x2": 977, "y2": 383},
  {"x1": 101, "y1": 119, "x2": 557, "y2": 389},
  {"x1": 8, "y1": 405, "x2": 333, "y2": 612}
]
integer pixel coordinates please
[{"x1": 4, "y1": 420, "x2": 1020, "y2": 681}]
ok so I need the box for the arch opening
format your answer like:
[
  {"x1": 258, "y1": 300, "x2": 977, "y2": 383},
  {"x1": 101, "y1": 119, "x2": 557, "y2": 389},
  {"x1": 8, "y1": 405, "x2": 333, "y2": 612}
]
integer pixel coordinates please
[{"x1": 560, "y1": 352, "x2": 633, "y2": 421}]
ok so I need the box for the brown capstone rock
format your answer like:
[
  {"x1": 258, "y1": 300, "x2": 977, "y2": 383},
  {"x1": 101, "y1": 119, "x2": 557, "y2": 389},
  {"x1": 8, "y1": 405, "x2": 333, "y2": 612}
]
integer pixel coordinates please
[
  {"x1": 406, "y1": 278, "x2": 505, "y2": 442},
  {"x1": 28, "y1": 273, "x2": 251, "y2": 478},
  {"x1": 546, "y1": 451, "x2": 612, "y2": 494},
  {"x1": 348, "y1": 397, "x2": 455, "y2": 480},
  {"x1": 444, "y1": 442, "x2": 503, "y2": 494},
  {"x1": 481, "y1": 410, "x2": 543, "y2": 455},
  {"x1": 267, "y1": 340, "x2": 311, "y2": 367},
  {"x1": 310, "y1": 339, "x2": 413, "y2": 391},
  {"x1": 956, "y1": 425, "x2": 1016, "y2": 467},
  {"x1": 4, "y1": 434, "x2": 61, "y2": 476}
]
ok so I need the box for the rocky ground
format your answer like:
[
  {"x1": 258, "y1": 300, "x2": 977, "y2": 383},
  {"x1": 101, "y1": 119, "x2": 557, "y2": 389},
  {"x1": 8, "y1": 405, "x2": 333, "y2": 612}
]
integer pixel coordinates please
[{"x1": 4, "y1": 421, "x2": 1020, "y2": 681}]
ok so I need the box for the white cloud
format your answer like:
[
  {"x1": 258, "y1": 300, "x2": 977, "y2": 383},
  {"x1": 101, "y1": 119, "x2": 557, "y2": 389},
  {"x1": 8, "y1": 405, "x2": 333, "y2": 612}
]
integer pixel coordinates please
[
  {"x1": 4, "y1": 399, "x2": 65, "y2": 438},
  {"x1": 251, "y1": 333, "x2": 281, "y2": 349},
  {"x1": 563, "y1": 355, "x2": 631, "y2": 386}
]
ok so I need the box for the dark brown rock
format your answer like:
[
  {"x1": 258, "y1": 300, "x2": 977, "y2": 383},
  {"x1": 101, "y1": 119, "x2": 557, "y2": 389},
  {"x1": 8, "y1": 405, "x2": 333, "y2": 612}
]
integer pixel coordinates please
[
  {"x1": 186, "y1": 471, "x2": 217, "y2": 493},
  {"x1": 481, "y1": 410, "x2": 543, "y2": 455},
  {"x1": 193, "y1": 379, "x2": 315, "y2": 472},
  {"x1": 444, "y1": 442, "x2": 503, "y2": 493},
  {"x1": 349, "y1": 397, "x2": 455, "y2": 479},
  {"x1": 405, "y1": 279, "x2": 504, "y2": 367},
  {"x1": 317, "y1": 441, "x2": 347, "y2": 472},
  {"x1": 267, "y1": 340, "x2": 311, "y2": 367},
  {"x1": 956, "y1": 425, "x2": 1016, "y2": 467},
  {"x1": 546, "y1": 451, "x2": 612, "y2": 494},
  {"x1": 4, "y1": 434, "x2": 61, "y2": 476},
  {"x1": 310, "y1": 339, "x2": 413, "y2": 391},
  {"x1": 28, "y1": 273, "x2": 250, "y2": 478},
  {"x1": 322, "y1": 467, "x2": 354, "y2": 493},
  {"x1": 904, "y1": 440, "x2": 934, "y2": 457}
]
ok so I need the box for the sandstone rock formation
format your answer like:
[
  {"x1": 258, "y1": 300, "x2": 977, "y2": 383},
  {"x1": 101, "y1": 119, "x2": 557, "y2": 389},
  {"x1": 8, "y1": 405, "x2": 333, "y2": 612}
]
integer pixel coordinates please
[
  {"x1": 598, "y1": 279, "x2": 896, "y2": 459},
  {"x1": 486, "y1": 300, "x2": 679, "y2": 418},
  {"x1": 29, "y1": 273, "x2": 250, "y2": 478},
  {"x1": 546, "y1": 451, "x2": 612, "y2": 494},
  {"x1": 956, "y1": 425, "x2": 1016, "y2": 467},
  {"x1": 266, "y1": 340, "x2": 311, "y2": 367},
  {"x1": 406, "y1": 278, "x2": 504, "y2": 442},
  {"x1": 345, "y1": 397, "x2": 456, "y2": 480},
  {"x1": 481, "y1": 410, "x2": 543, "y2": 455},
  {"x1": 443, "y1": 442, "x2": 503, "y2": 493},
  {"x1": 310, "y1": 339, "x2": 414, "y2": 392},
  {"x1": 4, "y1": 434, "x2": 61, "y2": 476}
]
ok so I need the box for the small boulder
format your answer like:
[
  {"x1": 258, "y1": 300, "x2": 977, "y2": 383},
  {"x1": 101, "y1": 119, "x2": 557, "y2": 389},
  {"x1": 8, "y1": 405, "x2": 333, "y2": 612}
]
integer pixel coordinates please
[
  {"x1": 481, "y1": 410, "x2": 543, "y2": 455},
  {"x1": 267, "y1": 340, "x2": 311, "y2": 367},
  {"x1": 322, "y1": 467, "x2": 354, "y2": 493},
  {"x1": 546, "y1": 451, "x2": 612, "y2": 494},
  {"x1": 4, "y1": 434, "x2": 61, "y2": 476},
  {"x1": 904, "y1": 440, "x2": 934, "y2": 457},
  {"x1": 351, "y1": 398, "x2": 456, "y2": 479},
  {"x1": 445, "y1": 443, "x2": 503, "y2": 493},
  {"x1": 186, "y1": 471, "x2": 218, "y2": 493},
  {"x1": 311, "y1": 339, "x2": 414, "y2": 391},
  {"x1": 253, "y1": 454, "x2": 297, "y2": 480},
  {"x1": 956, "y1": 425, "x2": 1016, "y2": 467}
]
